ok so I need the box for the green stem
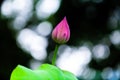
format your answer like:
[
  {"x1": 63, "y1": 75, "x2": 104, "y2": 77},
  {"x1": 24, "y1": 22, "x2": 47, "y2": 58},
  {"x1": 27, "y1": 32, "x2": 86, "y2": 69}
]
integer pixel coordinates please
[{"x1": 52, "y1": 44, "x2": 59, "y2": 65}]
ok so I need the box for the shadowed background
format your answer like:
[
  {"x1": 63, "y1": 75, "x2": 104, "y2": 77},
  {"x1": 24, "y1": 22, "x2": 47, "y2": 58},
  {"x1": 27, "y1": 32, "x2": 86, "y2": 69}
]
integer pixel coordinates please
[{"x1": 0, "y1": 0, "x2": 120, "y2": 80}]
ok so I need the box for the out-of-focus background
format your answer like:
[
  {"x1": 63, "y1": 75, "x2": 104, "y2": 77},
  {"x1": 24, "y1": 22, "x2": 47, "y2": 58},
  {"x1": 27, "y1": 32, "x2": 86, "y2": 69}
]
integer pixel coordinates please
[{"x1": 0, "y1": 0, "x2": 120, "y2": 80}]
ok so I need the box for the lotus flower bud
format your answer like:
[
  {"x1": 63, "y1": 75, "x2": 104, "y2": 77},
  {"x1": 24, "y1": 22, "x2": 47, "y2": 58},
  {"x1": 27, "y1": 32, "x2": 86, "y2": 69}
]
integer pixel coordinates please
[{"x1": 52, "y1": 17, "x2": 70, "y2": 44}]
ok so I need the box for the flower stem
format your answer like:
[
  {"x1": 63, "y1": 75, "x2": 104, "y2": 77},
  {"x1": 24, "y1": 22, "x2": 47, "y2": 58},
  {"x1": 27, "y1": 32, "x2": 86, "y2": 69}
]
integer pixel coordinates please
[{"x1": 52, "y1": 44, "x2": 59, "y2": 65}]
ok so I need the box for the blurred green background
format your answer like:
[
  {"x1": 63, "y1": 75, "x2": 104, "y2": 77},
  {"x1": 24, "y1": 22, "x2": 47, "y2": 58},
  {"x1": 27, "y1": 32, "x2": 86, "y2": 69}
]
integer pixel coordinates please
[{"x1": 0, "y1": 0, "x2": 120, "y2": 80}]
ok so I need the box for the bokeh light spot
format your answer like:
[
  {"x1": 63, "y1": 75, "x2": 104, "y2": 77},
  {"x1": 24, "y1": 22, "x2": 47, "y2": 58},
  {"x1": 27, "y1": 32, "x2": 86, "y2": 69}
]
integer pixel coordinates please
[
  {"x1": 29, "y1": 59, "x2": 41, "y2": 70},
  {"x1": 102, "y1": 67, "x2": 113, "y2": 80},
  {"x1": 108, "y1": 7, "x2": 120, "y2": 29},
  {"x1": 1, "y1": 0, "x2": 33, "y2": 18},
  {"x1": 17, "y1": 28, "x2": 47, "y2": 60},
  {"x1": 57, "y1": 45, "x2": 92, "y2": 76},
  {"x1": 1, "y1": 0, "x2": 13, "y2": 17},
  {"x1": 110, "y1": 30, "x2": 120, "y2": 45},
  {"x1": 92, "y1": 44, "x2": 110, "y2": 60},
  {"x1": 1, "y1": 0, "x2": 33, "y2": 31},
  {"x1": 101, "y1": 67, "x2": 119, "y2": 80},
  {"x1": 36, "y1": 21, "x2": 52, "y2": 36},
  {"x1": 80, "y1": 67, "x2": 96, "y2": 79},
  {"x1": 36, "y1": 0, "x2": 61, "y2": 20}
]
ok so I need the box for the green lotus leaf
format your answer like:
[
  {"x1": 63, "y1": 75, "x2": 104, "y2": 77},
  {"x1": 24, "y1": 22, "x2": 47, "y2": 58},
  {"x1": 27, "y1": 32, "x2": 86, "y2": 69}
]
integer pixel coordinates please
[
  {"x1": 38, "y1": 64, "x2": 65, "y2": 80},
  {"x1": 62, "y1": 70, "x2": 78, "y2": 80},
  {"x1": 10, "y1": 64, "x2": 78, "y2": 80},
  {"x1": 10, "y1": 65, "x2": 41, "y2": 80}
]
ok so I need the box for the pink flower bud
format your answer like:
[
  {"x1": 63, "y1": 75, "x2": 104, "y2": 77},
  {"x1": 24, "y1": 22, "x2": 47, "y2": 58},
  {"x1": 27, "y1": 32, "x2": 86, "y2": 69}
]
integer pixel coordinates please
[{"x1": 52, "y1": 16, "x2": 70, "y2": 44}]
